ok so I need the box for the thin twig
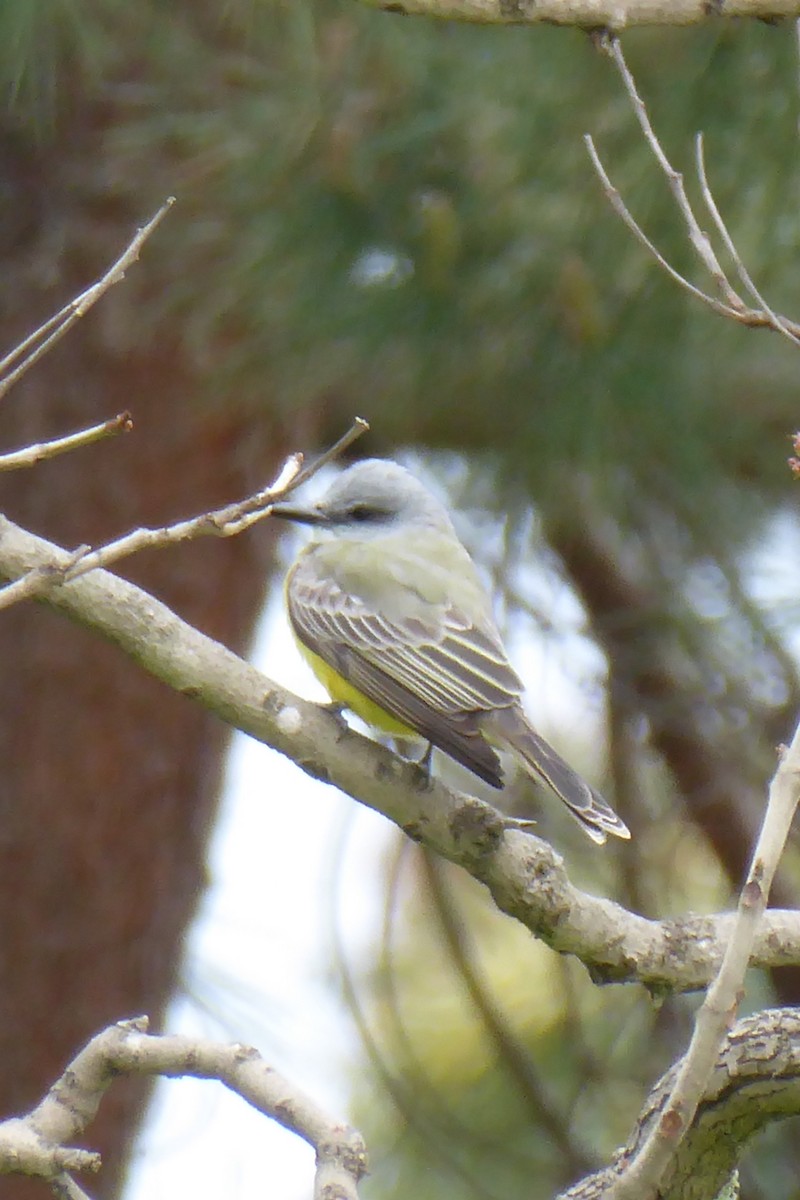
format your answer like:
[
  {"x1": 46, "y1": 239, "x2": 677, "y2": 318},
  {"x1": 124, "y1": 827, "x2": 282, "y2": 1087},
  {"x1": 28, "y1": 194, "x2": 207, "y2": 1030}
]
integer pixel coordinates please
[
  {"x1": 584, "y1": 136, "x2": 744, "y2": 321},
  {"x1": 609, "y1": 716, "x2": 800, "y2": 1199},
  {"x1": 49, "y1": 1176, "x2": 94, "y2": 1200},
  {"x1": 0, "y1": 198, "x2": 175, "y2": 401},
  {"x1": 604, "y1": 36, "x2": 742, "y2": 308},
  {"x1": 0, "y1": 417, "x2": 369, "y2": 612},
  {"x1": 329, "y1": 819, "x2": 506, "y2": 1200},
  {"x1": 286, "y1": 416, "x2": 370, "y2": 491},
  {"x1": 695, "y1": 132, "x2": 800, "y2": 346},
  {"x1": 375, "y1": 836, "x2": 552, "y2": 1179},
  {"x1": 588, "y1": 37, "x2": 800, "y2": 343},
  {"x1": 0, "y1": 548, "x2": 90, "y2": 614},
  {"x1": 424, "y1": 853, "x2": 597, "y2": 1178},
  {"x1": 0, "y1": 412, "x2": 133, "y2": 472}
]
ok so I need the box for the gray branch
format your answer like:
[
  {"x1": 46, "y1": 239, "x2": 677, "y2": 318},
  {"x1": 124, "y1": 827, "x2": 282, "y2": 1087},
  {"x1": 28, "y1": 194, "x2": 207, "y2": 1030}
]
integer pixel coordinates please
[
  {"x1": 558, "y1": 1008, "x2": 800, "y2": 1200},
  {"x1": 0, "y1": 1017, "x2": 366, "y2": 1199},
  {"x1": 355, "y1": 0, "x2": 800, "y2": 30},
  {"x1": 1, "y1": 512, "x2": 799, "y2": 992}
]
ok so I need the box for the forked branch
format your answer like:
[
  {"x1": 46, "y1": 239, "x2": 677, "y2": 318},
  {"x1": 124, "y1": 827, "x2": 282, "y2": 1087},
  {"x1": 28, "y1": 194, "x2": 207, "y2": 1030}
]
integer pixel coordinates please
[
  {"x1": 586, "y1": 36, "x2": 800, "y2": 344},
  {"x1": 0, "y1": 1017, "x2": 367, "y2": 1200},
  {"x1": 559, "y1": 1008, "x2": 800, "y2": 1200},
  {"x1": 0, "y1": 198, "x2": 175, "y2": 402}
]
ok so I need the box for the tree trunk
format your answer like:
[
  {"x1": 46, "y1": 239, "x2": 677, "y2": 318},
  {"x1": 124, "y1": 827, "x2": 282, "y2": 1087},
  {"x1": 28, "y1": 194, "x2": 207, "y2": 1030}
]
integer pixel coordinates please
[{"x1": 0, "y1": 319, "x2": 287, "y2": 1196}]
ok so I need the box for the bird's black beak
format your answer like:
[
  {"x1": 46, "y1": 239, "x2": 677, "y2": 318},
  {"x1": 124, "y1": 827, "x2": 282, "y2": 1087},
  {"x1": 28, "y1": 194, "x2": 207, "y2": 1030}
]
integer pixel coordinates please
[{"x1": 269, "y1": 501, "x2": 330, "y2": 526}]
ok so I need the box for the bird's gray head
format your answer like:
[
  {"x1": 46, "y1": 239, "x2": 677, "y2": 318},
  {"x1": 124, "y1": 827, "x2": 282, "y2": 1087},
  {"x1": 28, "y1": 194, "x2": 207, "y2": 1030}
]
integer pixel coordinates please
[{"x1": 271, "y1": 458, "x2": 456, "y2": 539}]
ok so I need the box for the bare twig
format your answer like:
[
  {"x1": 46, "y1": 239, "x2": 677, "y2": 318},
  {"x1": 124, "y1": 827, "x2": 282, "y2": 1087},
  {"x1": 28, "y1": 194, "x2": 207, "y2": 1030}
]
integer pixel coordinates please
[
  {"x1": 583, "y1": 136, "x2": 744, "y2": 322},
  {"x1": 0, "y1": 412, "x2": 133, "y2": 472},
  {"x1": 285, "y1": 415, "x2": 370, "y2": 491},
  {"x1": 604, "y1": 36, "x2": 739, "y2": 304},
  {"x1": 0, "y1": 198, "x2": 174, "y2": 402},
  {"x1": 0, "y1": 1017, "x2": 366, "y2": 1199},
  {"x1": 49, "y1": 1175, "x2": 93, "y2": 1200},
  {"x1": 0, "y1": 417, "x2": 368, "y2": 612},
  {"x1": 586, "y1": 37, "x2": 800, "y2": 341},
  {"x1": 609, "y1": 717, "x2": 800, "y2": 1200},
  {"x1": 694, "y1": 132, "x2": 800, "y2": 347},
  {"x1": 0, "y1": 547, "x2": 91, "y2": 614}
]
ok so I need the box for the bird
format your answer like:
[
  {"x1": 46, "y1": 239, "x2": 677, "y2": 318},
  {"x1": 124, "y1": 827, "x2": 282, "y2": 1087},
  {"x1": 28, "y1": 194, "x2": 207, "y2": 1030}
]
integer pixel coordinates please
[{"x1": 270, "y1": 458, "x2": 630, "y2": 845}]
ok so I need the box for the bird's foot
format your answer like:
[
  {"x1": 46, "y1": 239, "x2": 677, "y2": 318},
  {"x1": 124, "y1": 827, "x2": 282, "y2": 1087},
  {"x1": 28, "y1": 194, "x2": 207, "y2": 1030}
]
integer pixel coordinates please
[
  {"x1": 417, "y1": 741, "x2": 435, "y2": 778},
  {"x1": 320, "y1": 699, "x2": 348, "y2": 726}
]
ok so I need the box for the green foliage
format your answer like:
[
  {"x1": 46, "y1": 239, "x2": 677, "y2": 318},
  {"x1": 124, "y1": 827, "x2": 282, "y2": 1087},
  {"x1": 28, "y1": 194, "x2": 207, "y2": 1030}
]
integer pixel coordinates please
[
  {"x1": 2, "y1": 2, "x2": 797, "y2": 525},
  {"x1": 0, "y1": 0, "x2": 122, "y2": 128}
]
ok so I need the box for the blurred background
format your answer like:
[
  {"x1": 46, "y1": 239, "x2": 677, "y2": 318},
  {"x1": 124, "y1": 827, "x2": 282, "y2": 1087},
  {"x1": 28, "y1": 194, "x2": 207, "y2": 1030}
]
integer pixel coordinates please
[{"x1": 1, "y1": 3, "x2": 800, "y2": 1197}]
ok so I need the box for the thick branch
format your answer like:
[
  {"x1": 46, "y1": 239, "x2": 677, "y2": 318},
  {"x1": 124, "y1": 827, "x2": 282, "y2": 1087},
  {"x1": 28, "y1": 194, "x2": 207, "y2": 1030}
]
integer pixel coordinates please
[
  {"x1": 1, "y1": 513, "x2": 799, "y2": 991},
  {"x1": 558, "y1": 1008, "x2": 800, "y2": 1200},
  {"x1": 356, "y1": 0, "x2": 800, "y2": 29}
]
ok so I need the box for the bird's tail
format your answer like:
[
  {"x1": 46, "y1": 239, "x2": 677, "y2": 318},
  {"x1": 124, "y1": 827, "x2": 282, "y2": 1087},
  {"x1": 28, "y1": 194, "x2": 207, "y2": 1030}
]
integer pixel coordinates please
[{"x1": 495, "y1": 709, "x2": 630, "y2": 845}]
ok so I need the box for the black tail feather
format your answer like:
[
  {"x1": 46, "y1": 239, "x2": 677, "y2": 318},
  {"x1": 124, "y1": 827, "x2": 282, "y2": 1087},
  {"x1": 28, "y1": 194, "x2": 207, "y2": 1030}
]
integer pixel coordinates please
[{"x1": 493, "y1": 709, "x2": 630, "y2": 845}]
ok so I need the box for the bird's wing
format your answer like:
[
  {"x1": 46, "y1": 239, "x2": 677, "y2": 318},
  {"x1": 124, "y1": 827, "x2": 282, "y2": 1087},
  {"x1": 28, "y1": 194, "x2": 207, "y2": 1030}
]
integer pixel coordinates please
[{"x1": 287, "y1": 557, "x2": 523, "y2": 788}]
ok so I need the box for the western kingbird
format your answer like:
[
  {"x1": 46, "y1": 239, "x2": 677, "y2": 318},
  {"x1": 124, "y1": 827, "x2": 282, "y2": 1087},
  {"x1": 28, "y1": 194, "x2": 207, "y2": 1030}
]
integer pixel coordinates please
[{"x1": 271, "y1": 459, "x2": 630, "y2": 845}]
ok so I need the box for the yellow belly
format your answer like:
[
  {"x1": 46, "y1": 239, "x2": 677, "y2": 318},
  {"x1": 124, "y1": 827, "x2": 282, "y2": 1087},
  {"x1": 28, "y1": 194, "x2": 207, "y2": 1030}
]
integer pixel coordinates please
[{"x1": 295, "y1": 638, "x2": 416, "y2": 737}]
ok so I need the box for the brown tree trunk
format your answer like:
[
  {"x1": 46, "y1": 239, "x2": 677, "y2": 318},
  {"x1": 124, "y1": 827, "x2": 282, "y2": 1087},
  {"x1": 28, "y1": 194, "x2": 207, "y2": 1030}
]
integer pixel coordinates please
[{"x1": 0, "y1": 316, "x2": 288, "y2": 1196}]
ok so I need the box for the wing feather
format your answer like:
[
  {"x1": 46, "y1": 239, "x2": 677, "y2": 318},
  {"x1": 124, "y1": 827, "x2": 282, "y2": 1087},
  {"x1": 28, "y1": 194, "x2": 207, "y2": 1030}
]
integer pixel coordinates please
[{"x1": 287, "y1": 555, "x2": 522, "y2": 788}]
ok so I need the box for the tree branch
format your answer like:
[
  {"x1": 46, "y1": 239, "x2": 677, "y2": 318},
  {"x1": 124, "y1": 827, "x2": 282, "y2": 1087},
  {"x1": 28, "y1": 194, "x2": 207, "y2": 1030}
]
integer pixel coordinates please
[
  {"x1": 0, "y1": 412, "x2": 133, "y2": 472},
  {"x1": 0, "y1": 1016, "x2": 367, "y2": 1200},
  {"x1": 355, "y1": 0, "x2": 800, "y2": 30},
  {"x1": 1, "y1": 511, "x2": 799, "y2": 991},
  {"x1": 0, "y1": 417, "x2": 368, "y2": 613},
  {"x1": 586, "y1": 36, "x2": 800, "y2": 339},
  {"x1": 0, "y1": 198, "x2": 174, "y2": 401},
  {"x1": 558, "y1": 1008, "x2": 800, "y2": 1199}
]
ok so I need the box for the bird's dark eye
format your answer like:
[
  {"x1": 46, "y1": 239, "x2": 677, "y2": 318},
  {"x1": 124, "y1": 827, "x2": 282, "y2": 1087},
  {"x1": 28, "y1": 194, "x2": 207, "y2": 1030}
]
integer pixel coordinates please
[{"x1": 348, "y1": 504, "x2": 384, "y2": 522}]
